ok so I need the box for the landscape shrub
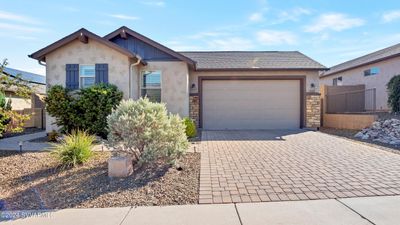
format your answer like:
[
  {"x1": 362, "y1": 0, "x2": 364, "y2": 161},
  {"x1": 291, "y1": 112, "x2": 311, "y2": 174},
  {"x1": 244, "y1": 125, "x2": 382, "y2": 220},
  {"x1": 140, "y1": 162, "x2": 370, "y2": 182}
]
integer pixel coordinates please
[
  {"x1": 45, "y1": 84, "x2": 123, "y2": 138},
  {"x1": 0, "y1": 92, "x2": 10, "y2": 137},
  {"x1": 0, "y1": 59, "x2": 32, "y2": 137},
  {"x1": 183, "y1": 117, "x2": 197, "y2": 138},
  {"x1": 107, "y1": 98, "x2": 189, "y2": 165},
  {"x1": 51, "y1": 130, "x2": 95, "y2": 167},
  {"x1": 387, "y1": 75, "x2": 400, "y2": 113}
]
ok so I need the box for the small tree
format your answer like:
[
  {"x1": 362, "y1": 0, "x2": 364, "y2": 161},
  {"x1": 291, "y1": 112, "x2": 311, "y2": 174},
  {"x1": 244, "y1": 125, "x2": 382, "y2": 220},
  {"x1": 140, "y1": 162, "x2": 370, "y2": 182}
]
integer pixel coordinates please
[
  {"x1": 107, "y1": 98, "x2": 188, "y2": 165},
  {"x1": 0, "y1": 59, "x2": 32, "y2": 137},
  {"x1": 387, "y1": 75, "x2": 400, "y2": 112}
]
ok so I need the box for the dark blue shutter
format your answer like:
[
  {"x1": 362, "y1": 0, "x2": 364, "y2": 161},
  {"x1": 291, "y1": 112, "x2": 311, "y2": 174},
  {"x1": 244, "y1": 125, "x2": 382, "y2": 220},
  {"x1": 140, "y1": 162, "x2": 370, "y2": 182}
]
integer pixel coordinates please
[
  {"x1": 66, "y1": 64, "x2": 79, "y2": 89},
  {"x1": 95, "y1": 64, "x2": 109, "y2": 84}
]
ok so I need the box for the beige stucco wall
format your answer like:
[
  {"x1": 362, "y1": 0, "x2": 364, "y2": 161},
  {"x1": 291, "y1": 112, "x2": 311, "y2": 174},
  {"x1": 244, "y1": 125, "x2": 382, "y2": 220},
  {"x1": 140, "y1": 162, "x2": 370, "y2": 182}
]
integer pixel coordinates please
[
  {"x1": 5, "y1": 95, "x2": 31, "y2": 110},
  {"x1": 44, "y1": 39, "x2": 190, "y2": 131},
  {"x1": 320, "y1": 56, "x2": 400, "y2": 111},
  {"x1": 45, "y1": 38, "x2": 132, "y2": 131},
  {"x1": 189, "y1": 70, "x2": 320, "y2": 93},
  {"x1": 137, "y1": 61, "x2": 189, "y2": 117}
]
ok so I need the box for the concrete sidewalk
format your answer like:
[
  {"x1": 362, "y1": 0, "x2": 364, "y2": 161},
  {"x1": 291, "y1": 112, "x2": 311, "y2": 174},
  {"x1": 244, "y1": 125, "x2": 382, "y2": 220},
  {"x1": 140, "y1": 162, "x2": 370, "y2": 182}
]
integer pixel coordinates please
[
  {"x1": 2, "y1": 195, "x2": 399, "y2": 225},
  {"x1": 0, "y1": 131, "x2": 50, "y2": 151}
]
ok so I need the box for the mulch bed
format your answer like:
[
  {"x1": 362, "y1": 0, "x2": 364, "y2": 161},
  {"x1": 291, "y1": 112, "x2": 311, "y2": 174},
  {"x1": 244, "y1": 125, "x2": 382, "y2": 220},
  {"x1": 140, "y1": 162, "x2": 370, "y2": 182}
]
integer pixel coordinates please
[
  {"x1": 319, "y1": 127, "x2": 400, "y2": 153},
  {"x1": 1, "y1": 128, "x2": 44, "y2": 139},
  {"x1": 0, "y1": 151, "x2": 200, "y2": 210}
]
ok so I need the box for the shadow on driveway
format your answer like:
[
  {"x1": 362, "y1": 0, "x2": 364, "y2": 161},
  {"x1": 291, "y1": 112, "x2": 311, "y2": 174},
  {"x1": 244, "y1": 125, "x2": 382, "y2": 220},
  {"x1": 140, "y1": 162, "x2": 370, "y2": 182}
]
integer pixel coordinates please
[{"x1": 201, "y1": 129, "x2": 308, "y2": 141}]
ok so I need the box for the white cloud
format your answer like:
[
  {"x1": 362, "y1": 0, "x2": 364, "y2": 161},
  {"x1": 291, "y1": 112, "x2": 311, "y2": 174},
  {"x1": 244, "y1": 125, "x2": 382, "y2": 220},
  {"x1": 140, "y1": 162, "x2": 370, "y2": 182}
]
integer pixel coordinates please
[
  {"x1": 0, "y1": 23, "x2": 45, "y2": 32},
  {"x1": 382, "y1": 10, "x2": 400, "y2": 23},
  {"x1": 188, "y1": 31, "x2": 229, "y2": 39},
  {"x1": 305, "y1": 13, "x2": 364, "y2": 33},
  {"x1": 0, "y1": 10, "x2": 41, "y2": 25},
  {"x1": 206, "y1": 37, "x2": 254, "y2": 50},
  {"x1": 249, "y1": 12, "x2": 264, "y2": 22},
  {"x1": 256, "y1": 30, "x2": 297, "y2": 45},
  {"x1": 166, "y1": 41, "x2": 203, "y2": 51},
  {"x1": 109, "y1": 14, "x2": 139, "y2": 20},
  {"x1": 140, "y1": 1, "x2": 165, "y2": 7},
  {"x1": 277, "y1": 7, "x2": 311, "y2": 23}
]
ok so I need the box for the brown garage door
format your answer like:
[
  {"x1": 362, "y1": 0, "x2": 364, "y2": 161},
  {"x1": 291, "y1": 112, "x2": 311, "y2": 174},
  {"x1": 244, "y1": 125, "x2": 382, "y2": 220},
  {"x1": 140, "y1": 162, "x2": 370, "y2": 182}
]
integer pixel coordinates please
[{"x1": 202, "y1": 80, "x2": 301, "y2": 130}]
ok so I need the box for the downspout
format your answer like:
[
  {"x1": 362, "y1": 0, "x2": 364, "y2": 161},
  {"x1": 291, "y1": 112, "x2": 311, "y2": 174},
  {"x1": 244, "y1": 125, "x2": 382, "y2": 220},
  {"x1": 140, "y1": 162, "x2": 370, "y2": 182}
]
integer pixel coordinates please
[{"x1": 129, "y1": 57, "x2": 142, "y2": 98}]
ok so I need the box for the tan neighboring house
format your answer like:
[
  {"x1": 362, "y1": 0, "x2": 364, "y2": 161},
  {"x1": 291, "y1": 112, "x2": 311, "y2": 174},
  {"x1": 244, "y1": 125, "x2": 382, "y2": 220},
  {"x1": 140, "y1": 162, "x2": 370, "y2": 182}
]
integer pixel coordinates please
[
  {"x1": 29, "y1": 26, "x2": 326, "y2": 132},
  {"x1": 2, "y1": 67, "x2": 46, "y2": 110},
  {"x1": 320, "y1": 43, "x2": 400, "y2": 111}
]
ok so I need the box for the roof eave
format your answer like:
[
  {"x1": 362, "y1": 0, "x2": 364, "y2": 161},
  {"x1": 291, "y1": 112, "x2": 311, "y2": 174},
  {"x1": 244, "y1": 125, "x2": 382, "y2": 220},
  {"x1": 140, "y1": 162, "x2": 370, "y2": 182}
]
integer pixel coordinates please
[
  {"x1": 194, "y1": 67, "x2": 328, "y2": 71},
  {"x1": 320, "y1": 53, "x2": 400, "y2": 78},
  {"x1": 28, "y1": 28, "x2": 141, "y2": 62}
]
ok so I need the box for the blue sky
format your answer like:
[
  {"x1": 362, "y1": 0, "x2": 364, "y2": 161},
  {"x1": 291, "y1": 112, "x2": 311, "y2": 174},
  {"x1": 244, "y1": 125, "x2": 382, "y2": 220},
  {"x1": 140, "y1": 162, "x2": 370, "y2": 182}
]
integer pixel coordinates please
[{"x1": 1, "y1": 0, "x2": 400, "y2": 75}]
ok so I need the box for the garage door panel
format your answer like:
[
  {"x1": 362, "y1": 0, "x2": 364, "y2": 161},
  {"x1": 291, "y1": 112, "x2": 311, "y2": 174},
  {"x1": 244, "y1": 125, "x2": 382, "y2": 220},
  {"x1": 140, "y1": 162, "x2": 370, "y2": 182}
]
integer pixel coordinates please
[{"x1": 202, "y1": 80, "x2": 300, "y2": 130}]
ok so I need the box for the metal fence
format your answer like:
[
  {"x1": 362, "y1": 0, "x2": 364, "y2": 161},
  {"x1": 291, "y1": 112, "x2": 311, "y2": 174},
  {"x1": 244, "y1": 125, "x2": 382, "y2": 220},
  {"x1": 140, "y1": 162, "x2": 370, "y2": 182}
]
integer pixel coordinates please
[{"x1": 326, "y1": 88, "x2": 376, "y2": 113}]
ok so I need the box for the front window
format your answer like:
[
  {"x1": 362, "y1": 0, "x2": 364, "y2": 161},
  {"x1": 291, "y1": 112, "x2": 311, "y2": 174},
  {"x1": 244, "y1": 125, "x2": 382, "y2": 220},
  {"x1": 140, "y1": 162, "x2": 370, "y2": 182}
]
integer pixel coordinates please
[
  {"x1": 364, "y1": 67, "x2": 380, "y2": 76},
  {"x1": 79, "y1": 65, "x2": 95, "y2": 88},
  {"x1": 141, "y1": 71, "x2": 161, "y2": 102},
  {"x1": 333, "y1": 76, "x2": 342, "y2": 86}
]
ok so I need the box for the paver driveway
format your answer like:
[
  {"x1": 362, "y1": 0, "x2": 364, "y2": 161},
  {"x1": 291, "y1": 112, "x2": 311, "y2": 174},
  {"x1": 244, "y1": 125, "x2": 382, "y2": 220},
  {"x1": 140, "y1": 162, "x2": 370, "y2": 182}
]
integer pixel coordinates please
[{"x1": 198, "y1": 130, "x2": 400, "y2": 204}]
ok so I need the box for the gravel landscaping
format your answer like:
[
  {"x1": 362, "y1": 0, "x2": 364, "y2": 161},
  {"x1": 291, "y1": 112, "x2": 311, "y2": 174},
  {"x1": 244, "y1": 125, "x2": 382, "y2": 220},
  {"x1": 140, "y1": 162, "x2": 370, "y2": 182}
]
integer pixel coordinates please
[
  {"x1": 0, "y1": 151, "x2": 200, "y2": 210},
  {"x1": 319, "y1": 127, "x2": 400, "y2": 152}
]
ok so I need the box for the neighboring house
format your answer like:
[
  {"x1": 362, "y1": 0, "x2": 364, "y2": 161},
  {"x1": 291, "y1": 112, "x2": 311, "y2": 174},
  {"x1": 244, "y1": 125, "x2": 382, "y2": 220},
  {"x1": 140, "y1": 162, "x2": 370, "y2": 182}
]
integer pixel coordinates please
[
  {"x1": 1, "y1": 67, "x2": 46, "y2": 110},
  {"x1": 320, "y1": 43, "x2": 400, "y2": 111},
  {"x1": 29, "y1": 26, "x2": 326, "y2": 132}
]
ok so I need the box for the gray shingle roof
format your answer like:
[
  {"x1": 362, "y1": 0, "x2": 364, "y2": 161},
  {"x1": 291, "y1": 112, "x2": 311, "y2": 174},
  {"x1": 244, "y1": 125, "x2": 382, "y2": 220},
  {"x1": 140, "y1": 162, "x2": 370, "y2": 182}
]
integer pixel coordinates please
[
  {"x1": 322, "y1": 43, "x2": 400, "y2": 77},
  {"x1": 179, "y1": 51, "x2": 326, "y2": 70}
]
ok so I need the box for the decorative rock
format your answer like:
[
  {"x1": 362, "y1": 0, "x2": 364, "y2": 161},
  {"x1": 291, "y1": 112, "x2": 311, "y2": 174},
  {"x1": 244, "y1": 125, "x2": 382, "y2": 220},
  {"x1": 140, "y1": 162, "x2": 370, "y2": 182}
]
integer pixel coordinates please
[
  {"x1": 108, "y1": 156, "x2": 133, "y2": 178},
  {"x1": 354, "y1": 132, "x2": 364, "y2": 138},
  {"x1": 355, "y1": 118, "x2": 400, "y2": 145},
  {"x1": 361, "y1": 134, "x2": 369, "y2": 140}
]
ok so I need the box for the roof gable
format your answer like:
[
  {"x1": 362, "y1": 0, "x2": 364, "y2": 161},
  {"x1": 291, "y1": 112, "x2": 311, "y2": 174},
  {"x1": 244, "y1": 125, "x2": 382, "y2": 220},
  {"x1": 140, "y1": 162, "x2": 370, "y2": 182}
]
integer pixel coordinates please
[
  {"x1": 29, "y1": 28, "x2": 144, "y2": 64},
  {"x1": 104, "y1": 26, "x2": 195, "y2": 67}
]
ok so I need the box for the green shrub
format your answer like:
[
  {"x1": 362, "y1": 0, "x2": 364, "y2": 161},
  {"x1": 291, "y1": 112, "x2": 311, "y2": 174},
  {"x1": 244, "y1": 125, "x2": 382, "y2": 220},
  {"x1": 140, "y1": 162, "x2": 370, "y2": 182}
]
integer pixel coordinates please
[
  {"x1": 45, "y1": 84, "x2": 123, "y2": 138},
  {"x1": 0, "y1": 92, "x2": 10, "y2": 137},
  {"x1": 183, "y1": 117, "x2": 197, "y2": 138},
  {"x1": 0, "y1": 92, "x2": 5, "y2": 108},
  {"x1": 107, "y1": 98, "x2": 189, "y2": 165},
  {"x1": 51, "y1": 130, "x2": 95, "y2": 167},
  {"x1": 5, "y1": 99, "x2": 12, "y2": 110},
  {"x1": 387, "y1": 75, "x2": 400, "y2": 112}
]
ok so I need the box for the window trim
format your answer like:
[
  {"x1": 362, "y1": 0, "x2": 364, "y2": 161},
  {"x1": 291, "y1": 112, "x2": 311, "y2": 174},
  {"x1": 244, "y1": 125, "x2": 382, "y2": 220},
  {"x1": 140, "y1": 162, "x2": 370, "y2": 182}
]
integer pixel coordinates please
[
  {"x1": 79, "y1": 64, "x2": 95, "y2": 88},
  {"x1": 140, "y1": 70, "x2": 162, "y2": 101}
]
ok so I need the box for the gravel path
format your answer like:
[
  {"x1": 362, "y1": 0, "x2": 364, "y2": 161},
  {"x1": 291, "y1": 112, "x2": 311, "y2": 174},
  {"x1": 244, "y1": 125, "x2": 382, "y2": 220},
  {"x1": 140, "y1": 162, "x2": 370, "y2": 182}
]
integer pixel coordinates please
[{"x1": 0, "y1": 151, "x2": 200, "y2": 210}]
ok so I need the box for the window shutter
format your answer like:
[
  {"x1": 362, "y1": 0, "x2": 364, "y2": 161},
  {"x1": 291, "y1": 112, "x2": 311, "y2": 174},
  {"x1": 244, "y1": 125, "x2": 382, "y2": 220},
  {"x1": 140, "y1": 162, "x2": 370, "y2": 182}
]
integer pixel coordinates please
[
  {"x1": 95, "y1": 64, "x2": 109, "y2": 84},
  {"x1": 66, "y1": 64, "x2": 79, "y2": 89}
]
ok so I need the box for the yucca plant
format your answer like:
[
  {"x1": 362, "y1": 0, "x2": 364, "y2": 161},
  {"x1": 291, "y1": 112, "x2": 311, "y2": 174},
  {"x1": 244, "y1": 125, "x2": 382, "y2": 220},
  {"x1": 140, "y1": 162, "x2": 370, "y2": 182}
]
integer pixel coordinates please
[{"x1": 51, "y1": 130, "x2": 95, "y2": 167}]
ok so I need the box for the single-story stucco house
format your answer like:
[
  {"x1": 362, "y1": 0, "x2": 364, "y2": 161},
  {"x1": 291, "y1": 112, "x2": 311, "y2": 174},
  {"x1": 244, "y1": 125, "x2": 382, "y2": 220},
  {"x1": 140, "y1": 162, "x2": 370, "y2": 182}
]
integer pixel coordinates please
[
  {"x1": 29, "y1": 26, "x2": 326, "y2": 132},
  {"x1": 320, "y1": 43, "x2": 400, "y2": 111}
]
